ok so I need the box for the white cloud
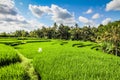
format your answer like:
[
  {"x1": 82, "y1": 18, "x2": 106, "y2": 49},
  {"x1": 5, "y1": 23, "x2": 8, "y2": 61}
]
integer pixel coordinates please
[
  {"x1": 0, "y1": 0, "x2": 44, "y2": 32},
  {"x1": 79, "y1": 16, "x2": 94, "y2": 26},
  {"x1": 106, "y1": 0, "x2": 120, "y2": 11},
  {"x1": 85, "y1": 9, "x2": 93, "y2": 14},
  {"x1": 0, "y1": 13, "x2": 27, "y2": 23},
  {"x1": 92, "y1": 13, "x2": 100, "y2": 19},
  {"x1": 0, "y1": 0, "x2": 17, "y2": 15},
  {"x1": 29, "y1": 4, "x2": 51, "y2": 18},
  {"x1": 102, "y1": 18, "x2": 112, "y2": 25},
  {"x1": 29, "y1": 5, "x2": 44, "y2": 18},
  {"x1": 29, "y1": 4, "x2": 76, "y2": 26},
  {"x1": 50, "y1": 4, "x2": 75, "y2": 25},
  {"x1": 0, "y1": 0, "x2": 14, "y2": 8}
]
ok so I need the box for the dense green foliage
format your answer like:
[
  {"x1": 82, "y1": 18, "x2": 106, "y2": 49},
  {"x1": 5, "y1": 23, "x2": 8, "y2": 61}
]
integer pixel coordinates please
[
  {"x1": 97, "y1": 21, "x2": 120, "y2": 56},
  {"x1": 0, "y1": 44, "x2": 20, "y2": 66},
  {"x1": 15, "y1": 40, "x2": 120, "y2": 80},
  {"x1": 1, "y1": 21, "x2": 120, "y2": 55}
]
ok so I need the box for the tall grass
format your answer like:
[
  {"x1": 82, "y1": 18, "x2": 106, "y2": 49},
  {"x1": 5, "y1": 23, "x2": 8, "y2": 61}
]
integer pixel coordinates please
[
  {"x1": 0, "y1": 44, "x2": 20, "y2": 66},
  {"x1": 0, "y1": 43, "x2": 30, "y2": 80},
  {"x1": 0, "y1": 63, "x2": 30, "y2": 80}
]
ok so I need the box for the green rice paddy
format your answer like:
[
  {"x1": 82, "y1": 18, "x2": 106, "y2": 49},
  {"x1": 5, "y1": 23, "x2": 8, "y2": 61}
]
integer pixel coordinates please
[{"x1": 0, "y1": 38, "x2": 120, "y2": 80}]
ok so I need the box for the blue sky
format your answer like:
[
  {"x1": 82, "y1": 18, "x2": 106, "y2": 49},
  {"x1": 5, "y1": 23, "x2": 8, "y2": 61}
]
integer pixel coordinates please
[
  {"x1": 0, "y1": 0, "x2": 120, "y2": 32},
  {"x1": 14, "y1": 0, "x2": 120, "y2": 26}
]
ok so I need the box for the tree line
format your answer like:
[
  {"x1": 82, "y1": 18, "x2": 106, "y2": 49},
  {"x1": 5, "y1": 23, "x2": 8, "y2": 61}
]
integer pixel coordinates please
[{"x1": 0, "y1": 21, "x2": 120, "y2": 56}]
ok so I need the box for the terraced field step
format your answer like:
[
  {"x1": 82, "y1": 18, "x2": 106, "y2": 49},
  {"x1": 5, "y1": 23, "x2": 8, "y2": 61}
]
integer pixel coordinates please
[
  {"x1": 0, "y1": 44, "x2": 21, "y2": 67},
  {"x1": 15, "y1": 50, "x2": 39, "y2": 80}
]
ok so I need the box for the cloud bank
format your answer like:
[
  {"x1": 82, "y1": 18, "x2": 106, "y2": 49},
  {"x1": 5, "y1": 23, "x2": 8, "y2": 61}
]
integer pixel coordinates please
[
  {"x1": 29, "y1": 4, "x2": 76, "y2": 25},
  {"x1": 0, "y1": 0, "x2": 44, "y2": 32}
]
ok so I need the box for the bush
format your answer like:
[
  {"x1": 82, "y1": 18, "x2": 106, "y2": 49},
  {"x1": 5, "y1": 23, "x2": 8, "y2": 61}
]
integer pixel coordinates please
[{"x1": 100, "y1": 42, "x2": 120, "y2": 56}]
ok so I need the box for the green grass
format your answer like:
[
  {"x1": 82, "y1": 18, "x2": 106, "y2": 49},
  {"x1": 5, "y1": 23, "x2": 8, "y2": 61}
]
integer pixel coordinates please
[
  {"x1": 0, "y1": 44, "x2": 21, "y2": 66},
  {"x1": 15, "y1": 40, "x2": 120, "y2": 80},
  {"x1": 0, "y1": 43, "x2": 30, "y2": 80},
  {"x1": 0, "y1": 63, "x2": 29, "y2": 80}
]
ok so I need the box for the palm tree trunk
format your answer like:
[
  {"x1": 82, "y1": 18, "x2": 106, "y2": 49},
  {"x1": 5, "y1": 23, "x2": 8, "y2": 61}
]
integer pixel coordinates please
[{"x1": 115, "y1": 47, "x2": 117, "y2": 56}]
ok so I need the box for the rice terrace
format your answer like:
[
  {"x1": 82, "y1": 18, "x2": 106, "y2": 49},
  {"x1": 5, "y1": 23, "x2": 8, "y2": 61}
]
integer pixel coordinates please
[{"x1": 0, "y1": 0, "x2": 120, "y2": 80}]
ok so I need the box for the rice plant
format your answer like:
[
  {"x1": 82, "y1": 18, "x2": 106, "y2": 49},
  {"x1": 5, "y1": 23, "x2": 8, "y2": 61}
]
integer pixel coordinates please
[
  {"x1": 16, "y1": 40, "x2": 120, "y2": 80},
  {"x1": 0, "y1": 44, "x2": 21, "y2": 66},
  {"x1": 0, "y1": 63, "x2": 30, "y2": 80}
]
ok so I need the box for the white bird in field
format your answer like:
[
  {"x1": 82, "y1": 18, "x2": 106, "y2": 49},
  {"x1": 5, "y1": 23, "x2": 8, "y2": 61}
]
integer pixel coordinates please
[{"x1": 38, "y1": 48, "x2": 42, "y2": 52}]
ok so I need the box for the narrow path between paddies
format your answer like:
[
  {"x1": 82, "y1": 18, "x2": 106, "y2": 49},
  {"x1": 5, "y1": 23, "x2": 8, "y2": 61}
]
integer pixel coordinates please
[{"x1": 15, "y1": 50, "x2": 39, "y2": 80}]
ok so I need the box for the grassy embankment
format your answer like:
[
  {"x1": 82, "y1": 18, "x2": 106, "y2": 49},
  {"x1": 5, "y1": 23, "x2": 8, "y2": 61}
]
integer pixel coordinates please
[{"x1": 0, "y1": 38, "x2": 39, "y2": 80}]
